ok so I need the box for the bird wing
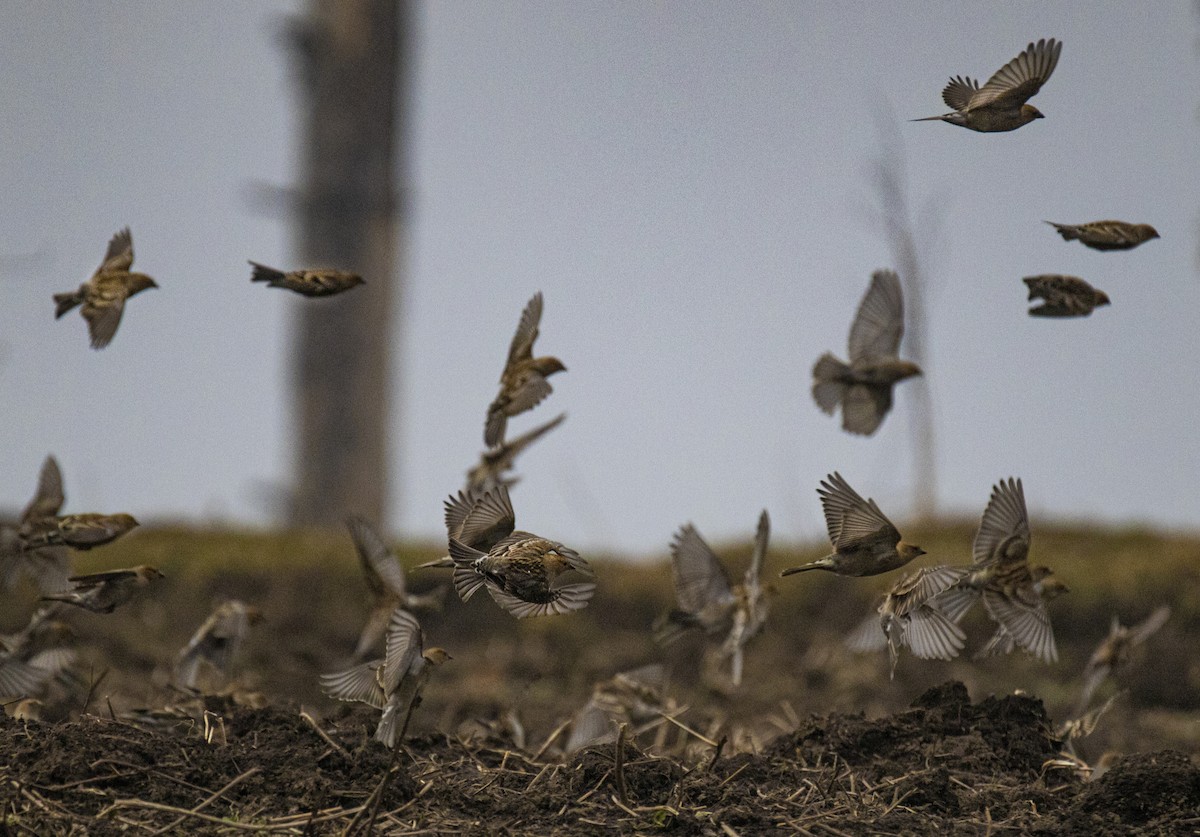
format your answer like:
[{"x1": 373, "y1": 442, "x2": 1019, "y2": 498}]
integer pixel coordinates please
[
  {"x1": 501, "y1": 372, "x2": 554, "y2": 417},
  {"x1": 669, "y1": 524, "x2": 734, "y2": 614},
  {"x1": 456, "y1": 485, "x2": 517, "y2": 551},
  {"x1": 890, "y1": 565, "x2": 968, "y2": 614},
  {"x1": 818, "y1": 473, "x2": 899, "y2": 550},
  {"x1": 845, "y1": 604, "x2": 888, "y2": 653},
  {"x1": 503, "y1": 291, "x2": 543, "y2": 371},
  {"x1": 841, "y1": 384, "x2": 891, "y2": 437},
  {"x1": 566, "y1": 698, "x2": 617, "y2": 752},
  {"x1": 319, "y1": 661, "x2": 387, "y2": 709},
  {"x1": 902, "y1": 606, "x2": 966, "y2": 661},
  {"x1": 941, "y1": 76, "x2": 979, "y2": 112},
  {"x1": 67, "y1": 567, "x2": 137, "y2": 586},
  {"x1": 743, "y1": 509, "x2": 770, "y2": 593},
  {"x1": 968, "y1": 38, "x2": 1061, "y2": 111},
  {"x1": 487, "y1": 412, "x2": 567, "y2": 471},
  {"x1": 346, "y1": 515, "x2": 407, "y2": 598},
  {"x1": 81, "y1": 292, "x2": 127, "y2": 350},
  {"x1": 981, "y1": 587, "x2": 1057, "y2": 663},
  {"x1": 486, "y1": 581, "x2": 595, "y2": 617},
  {"x1": 1128, "y1": 605, "x2": 1170, "y2": 646},
  {"x1": 21, "y1": 456, "x2": 65, "y2": 524},
  {"x1": 97, "y1": 227, "x2": 134, "y2": 274},
  {"x1": 972, "y1": 478, "x2": 1030, "y2": 566},
  {"x1": 847, "y1": 270, "x2": 904, "y2": 362},
  {"x1": 381, "y1": 608, "x2": 423, "y2": 695}
]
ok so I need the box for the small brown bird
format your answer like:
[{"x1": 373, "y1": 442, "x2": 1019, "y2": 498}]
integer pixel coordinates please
[
  {"x1": 20, "y1": 513, "x2": 139, "y2": 552},
  {"x1": 320, "y1": 608, "x2": 450, "y2": 747},
  {"x1": 932, "y1": 478, "x2": 1060, "y2": 663},
  {"x1": 1, "y1": 455, "x2": 71, "y2": 594},
  {"x1": 466, "y1": 412, "x2": 567, "y2": 494},
  {"x1": 656, "y1": 510, "x2": 772, "y2": 688},
  {"x1": 914, "y1": 38, "x2": 1062, "y2": 132},
  {"x1": 54, "y1": 227, "x2": 157, "y2": 349},
  {"x1": 565, "y1": 663, "x2": 668, "y2": 752},
  {"x1": 41, "y1": 565, "x2": 164, "y2": 613},
  {"x1": 782, "y1": 472, "x2": 925, "y2": 578},
  {"x1": 174, "y1": 600, "x2": 263, "y2": 691},
  {"x1": 1045, "y1": 220, "x2": 1160, "y2": 252},
  {"x1": 448, "y1": 535, "x2": 595, "y2": 618},
  {"x1": 1076, "y1": 606, "x2": 1170, "y2": 714},
  {"x1": 1058, "y1": 692, "x2": 1122, "y2": 758},
  {"x1": 812, "y1": 270, "x2": 922, "y2": 436},
  {"x1": 248, "y1": 261, "x2": 364, "y2": 297},
  {"x1": 976, "y1": 566, "x2": 1069, "y2": 658},
  {"x1": 1023, "y1": 275, "x2": 1110, "y2": 318},
  {"x1": 346, "y1": 515, "x2": 445, "y2": 661},
  {"x1": 877, "y1": 565, "x2": 968, "y2": 678},
  {"x1": 484, "y1": 292, "x2": 567, "y2": 447}
]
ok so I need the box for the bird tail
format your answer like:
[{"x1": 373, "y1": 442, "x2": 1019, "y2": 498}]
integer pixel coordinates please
[
  {"x1": 53, "y1": 292, "x2": 83, "y2": 319},
  {"x1": 811, "y1": 353, "x2": 849, "y2": 414},
  {"x1": 1044, "y1": 221, "x2": 1077, "y2": 241},
  {"x1": 484, "y1": 405, "x2": 507, "y2": 449},
  {"x1": 910, "y1": 114, "x2": 949, "y2": 122},
  {"x1": 374, "y1": 701, "x2": 402, "y2": 748},
  {"x1": 418, "y1": 555, "x2": 454, "y2": 569},
  {"x1": 779, "y1": 560, "x2": 827, "y2": 577},
  {"x1": 447, "y1": 538, "x2": 487, "y2": 602},
  {"x1": 248, "y1": 261, "x2": 286, "y2": 284}
]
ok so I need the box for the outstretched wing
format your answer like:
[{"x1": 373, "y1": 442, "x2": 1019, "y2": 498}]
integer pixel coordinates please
[
  {"x1": 503, "y1": 292, "x2": 543, "y2": 371},
  {"x1": 669, "y1": 524, "x2": 734, "y2": 614},
  {"x1": 847, "y1": 270, "x2": 904, "y2": 362},
  {"x1": 969, "y1": 38, "x2": 1061, "y2": 111},
  {"x1": 346, "y1": 515, "x2": 407, "y2": 598},
  {"x1": 973, "y1": 478, "x2": 1030, "y2": 566},
  {"x1": 818, "y1": 472, "x2": 899, "y2": 551}
]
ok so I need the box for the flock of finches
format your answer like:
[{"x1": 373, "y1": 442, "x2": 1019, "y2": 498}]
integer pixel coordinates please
[{"x1": 0, "y1": 38, "x2": 1174, "y2": 760}]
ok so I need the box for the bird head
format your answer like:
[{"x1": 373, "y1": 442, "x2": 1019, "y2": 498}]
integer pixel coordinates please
[
  {"x1": 423, "y1": 647, "x2": 452, "y2": 666},
  {"x1": 1095, "y1": 291, "x2": 1112, "y2": 307},
  {"x1": 533, "y1": 356, "x2": 567, "y2": 376},
  {"x1": 893, "y1": 360, "x2": 923, "y2": 381},
  {"x1": 112, "y1": 513, "x2": 140, "y2": 531},
  {"x1": 1021, "y1": 105, "x2": 1045, "y2": 120},
  {"x1": 897, "y1": 543, "x2": 926, "y2": 562},
  {"x1": 137, "y1": 565, "x2": 166, "y2": 582},
  {"x1": 129, "y1": 274, "x2": 159, "y2": 295},
  {"x1": 1135, "y1": 224, "x2": 1160, "y2": 241}
]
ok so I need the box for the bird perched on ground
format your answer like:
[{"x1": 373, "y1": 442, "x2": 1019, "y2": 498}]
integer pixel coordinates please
[
  {"x1": 423, "y1": 485, "x2": 595, "y2": 618},
  {"x1": 174, "y1": 600, "x2": 263, "y2": 691},
  {"x1": 656, "y1": 510, "x2": 772, "y2": 688},
  {"x1": 466, "y1": 412, "x2": 566, "y2": 494},
  {"x1": 54, "y1": 227, "x2": 157, "y2": 349},
  {"x1": 1, "y1": 455, "x2": 71, "y2": 594},
  {"x1": 876, "y1": 565, "x2": 968, "y2": 678},
  {"x1": 565, "y1": 663, "x2": 669, "y2": 752},
  {"x1": 19, "y1": 513, "x2": 139, "y2": 552},
  {"x1": 1076, "y1": 606, "x2": 1170, "y2": 714},
  {"x1": 782, "y1": 473, "x2": 925, "y2": 578},
  {"x1": 812, "y1": 270, "x2": 922, "y2": 436},
  {"x1": 976, "y1": 566, "x2": 1069, "y2": 658},
  {"x1": 484, "y1": 292, "x2": 567, "y2": 447},
  {"x1": 1045, "y1": 220, "x2": 1160, "y2": 252},
  {"x1": 345, "y1": 515, "x2": 445, "y2": 661},
  {"x1": 1023, "y1": 275, "x2": 1110, "y2": 318},
  {"x1": 248, "y1": 261, "x2": 364, "y2": 297},
  {"x1": 320, "y1": 608, "x2": 450, "y2": 747},
  {"x1": 914, "y1": 38, "x2": 1062, "y2": 132},
  {"x1": 932, "y1": 478, "x2": 1061, "y2": 663},
  {"x1": 41, "y1": 565, "x2": 164, "y2": 613}
]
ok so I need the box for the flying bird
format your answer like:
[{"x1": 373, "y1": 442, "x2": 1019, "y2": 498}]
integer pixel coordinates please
[
  {"x1": 320, "y1": 608, "x2": 450, "y2": 747},
  {"x1": 466, "y1": 412, "x2": 566, "y2": 494},
  {"x1": 565, "y1": 663, "x2": 668, "y2": 752},
  {"x1": 248, "y1": 261, "x2": 364, "y2": 297},
  {"x1": 20, "y1": 513, "x2": 139, "y2": 552},
  {"x1": 1023, "y1": 275, "x2": 1110, "y2": 318},
  {"x1": 345, "y1": 515, "x2": 445, "y2": 661},
  {"x1": 914, "y1": 38, "x2": 1062, "y2": 132},
  {"x1": 484, "y1": 292, "x2": 567, "y2": 447},
  {"x1": 174, "y1": 600, "x2": 262, "y2": 691},
  {"x1": 1076, "y1": 606, "x2": 1170, "y2": 714},
  {"x1": 41, "y1": 565, "x2": 164, "y2": 613},
  {"x1": 1, "y1": 455, "x2": 71, "y2": 594},
  {"x1": 781, "y1": 473, "x2": 924, "y2": 578},
  {"x1": 423, "y1": 485, "x2": 594, "y2": 618},
  {"x1": 975, "y1": 566, "x2": 1069, "y2": 658},
  {"x1": 1045, "y1": 220, "x2": 1159, "y2": 252},
  {"x1": 877, "y1": 565, "x2": 968, "y2": 678},
  {"x1": 932, "y1": 478, "x2": 1061, "y2": 663},
  {"x1": 54, "y1": 227, "x2": 158, "y2": 348},
  {"x1": 812, "y1": 270, "x2": 922, "y2": 436},
  {"x1": 655, "y1": 510, "x2": 772, "y2": 688}
]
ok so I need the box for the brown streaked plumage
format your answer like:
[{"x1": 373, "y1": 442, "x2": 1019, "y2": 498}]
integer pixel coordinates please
[
  {"x1": 1045, "y1": 220, "x2": 1159, "y2": 252},
  {"x1": 346, "y1": 515, "x2": 445, "y2": 661},
  {"x1": 466, "y1": 412, "x2": 567, "y2": 494},
  {"x1": 655, "y1": 510, "x2": 772, "y2": 688},
  {"x1": 418, "y1": 484, "x2": 522, "y2": 572},
  {"x1": 1, "y1": 455, "x2": 71, "y2": 594},
  {"x1": 20, "y1": 513, "x2": 139, "y2": 552},
  {"x1": 484, "y1": 292, "x2": 566, "y2": 447},
  {"x1": 781, "y1": 473, "x2": 925, "y2": 578},
  {"x1": 320, "y1": 608, "x2": 450, "y2": 747},
  {"x1": 932, "y1": 478, "x2": 1060, "y2": 663},
  {"x1": 914, "y1": 38, "x2": 1062, "y2": 132},
  {"x1": 174, "y1": 600, "x2": 262, "y2": 691},
  {"x1": 41, "y1": 565, "x2": 163, "y2": 613},
  {"x1": 812, "y1": 270, "x2": 922, "y2": 436},
  {"x1": 54, "y1": 227, "x2": 157, "y2": 349},
  {"x1": 1023, "y1": 275, "x2": 1110, "y2": 318},
  {"x1": 877, "y1": 565, "x2": 968, "y2": 678},
  {"x1": 248, "y1": 261, "x2": 364, "y2": 297},
  {"x1": 976, "y1": 567, "x2": 1069, "y2": 658},
  {"x1": 1076, "y1": 606, "x2": 1170, "y2": 714},
  {"x1": 448, "y1": 535, "x2": 595, "y2": 618}
]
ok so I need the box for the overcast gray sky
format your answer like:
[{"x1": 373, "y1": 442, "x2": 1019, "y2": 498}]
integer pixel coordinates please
[{"x1": 2, "y1": 2, "x2": 1198, "y2": 555}]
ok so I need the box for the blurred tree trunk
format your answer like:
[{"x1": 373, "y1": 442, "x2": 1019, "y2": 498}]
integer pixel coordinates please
[{"x1": 287, "y1": 0, "x2": 408, "y2": 527}]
